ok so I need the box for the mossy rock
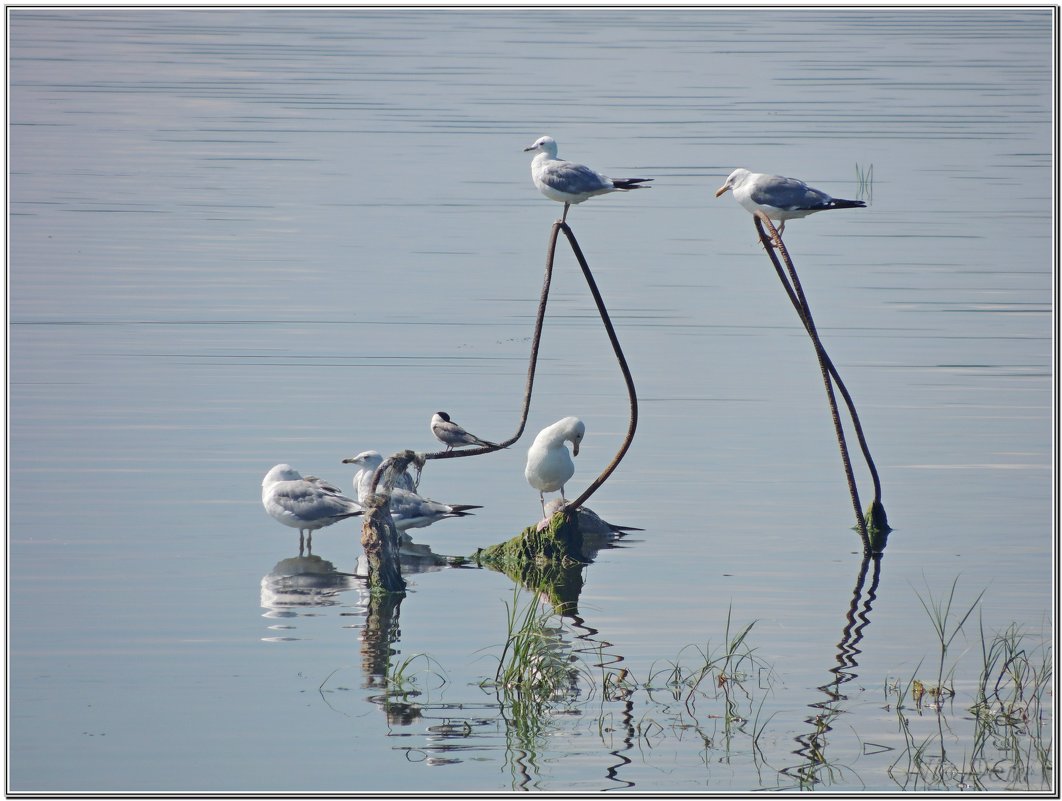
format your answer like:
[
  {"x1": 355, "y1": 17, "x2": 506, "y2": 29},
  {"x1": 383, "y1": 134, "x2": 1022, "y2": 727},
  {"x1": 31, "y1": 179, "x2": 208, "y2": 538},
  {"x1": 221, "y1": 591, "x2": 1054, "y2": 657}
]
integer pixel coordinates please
[
  {"x1": 476, "y1": 511, "x2": 586, "y2": 566},
  {"x1": 864, "y1": 500, "x2": 891, "y2": 553},
  {"x1": 474, "y1": 511, "x2": 587, "y2": 614}
]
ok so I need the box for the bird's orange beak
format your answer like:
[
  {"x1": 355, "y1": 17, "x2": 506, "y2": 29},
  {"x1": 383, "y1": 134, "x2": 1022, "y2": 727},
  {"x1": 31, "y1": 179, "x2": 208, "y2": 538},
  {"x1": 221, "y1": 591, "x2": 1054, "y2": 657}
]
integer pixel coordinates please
[{"x1": 714, "y1": 184, "x2": 730, "y2": 197}]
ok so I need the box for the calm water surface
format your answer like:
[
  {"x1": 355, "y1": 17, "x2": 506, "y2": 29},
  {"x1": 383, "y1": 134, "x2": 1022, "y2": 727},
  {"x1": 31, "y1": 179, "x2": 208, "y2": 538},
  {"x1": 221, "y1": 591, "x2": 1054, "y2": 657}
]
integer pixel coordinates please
[{"x1": 8, "y1": 8, "x2": 1054, "y2": 794}]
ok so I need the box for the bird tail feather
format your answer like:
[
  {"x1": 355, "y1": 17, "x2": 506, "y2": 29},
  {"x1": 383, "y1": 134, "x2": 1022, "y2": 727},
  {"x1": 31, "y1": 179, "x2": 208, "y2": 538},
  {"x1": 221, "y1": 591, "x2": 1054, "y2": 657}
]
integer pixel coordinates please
[
  {"x1": 448, "y1": 504, "x2": 483, "y2": 515},
  {"x1": 828, "y1": 198, "x2": 865, "y2": 209},
  {"x1": 612, "y1": 178, "x2": 653, "y2": 190}
]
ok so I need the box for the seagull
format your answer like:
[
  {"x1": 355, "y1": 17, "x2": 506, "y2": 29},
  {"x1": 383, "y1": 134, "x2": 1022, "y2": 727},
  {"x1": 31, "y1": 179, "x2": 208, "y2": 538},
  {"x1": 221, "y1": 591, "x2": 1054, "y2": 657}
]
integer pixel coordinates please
[
  {"x1": 714, "y1": 168, "x2": 865, "y2": 235},
  {"x1": 525, "y1": 416, "x2": 585, "y2": 515},
  {"x1": 524, "y1": 135, "x2": 652, "y2": 222},
  {"x1": 542, "y1": 498, "x2": 643, "y2": 539},
  {"x1": 342, "y1": 450, "x2": 416, "y2": 499},
  {"x1": 386, "y1": 489, "x2": 482, "y2": 532},
  {"x1": 262, "y1": 464, "x2": 363, "y2": 553},
  {"x1": 431, "y1": 411, "x2": 499, "y2": 451},
  {"x1": 341, "y1": 450, "x2": 482, "y2": 532}
]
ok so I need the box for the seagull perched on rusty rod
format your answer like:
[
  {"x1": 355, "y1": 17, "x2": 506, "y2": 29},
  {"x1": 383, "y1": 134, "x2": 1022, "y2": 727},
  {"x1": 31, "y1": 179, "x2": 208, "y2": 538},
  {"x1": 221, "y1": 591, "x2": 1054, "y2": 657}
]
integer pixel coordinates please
[
  {"x1": 524, "y1": 135, "x2": 652, "y2": 222},
  {"x1": 715, "y1": 168, "x2": 865, "y2": 235}
]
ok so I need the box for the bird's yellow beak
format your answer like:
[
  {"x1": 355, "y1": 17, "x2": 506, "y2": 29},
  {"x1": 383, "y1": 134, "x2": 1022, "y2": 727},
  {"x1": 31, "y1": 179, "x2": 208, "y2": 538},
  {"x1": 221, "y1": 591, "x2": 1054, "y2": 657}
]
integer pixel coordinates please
[{"x1": 714, "y1": 184, "x2": 730, "y2": 198}]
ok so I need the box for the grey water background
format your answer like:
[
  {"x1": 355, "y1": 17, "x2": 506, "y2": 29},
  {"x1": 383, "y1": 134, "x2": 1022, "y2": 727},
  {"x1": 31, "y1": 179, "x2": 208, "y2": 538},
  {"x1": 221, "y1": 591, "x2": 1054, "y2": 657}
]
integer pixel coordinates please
[{"x1": 7, "y1": 7, "x2": 1053, "y2": 794}]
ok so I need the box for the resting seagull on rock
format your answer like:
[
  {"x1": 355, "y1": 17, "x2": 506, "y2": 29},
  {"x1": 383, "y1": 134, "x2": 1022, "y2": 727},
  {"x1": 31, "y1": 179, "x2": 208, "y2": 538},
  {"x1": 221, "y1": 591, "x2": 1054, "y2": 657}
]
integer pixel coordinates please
[
  {"x1": 524, "y1": 136, "x2": 652, "y2": 222},
  {"x1": 541, "y1": 498, "x2": 643, "y2": 539},
  {"x1": 715, "y1": 168, "x2": 865, "y2": 235},
  {"x1": 525, "y1": 416, "x2": 585, "y2": 516},
  {"x1": 262, "y1": 464, "x2": 363, "y2": 553},
  {"x1": 431, "y1": 411, "x2": 499, "y2": 451}
]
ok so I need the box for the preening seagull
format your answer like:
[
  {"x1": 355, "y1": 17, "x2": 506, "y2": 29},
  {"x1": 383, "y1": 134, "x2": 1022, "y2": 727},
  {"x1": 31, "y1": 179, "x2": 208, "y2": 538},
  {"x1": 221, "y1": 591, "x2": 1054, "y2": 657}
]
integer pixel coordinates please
[
  {"x1": 341, "y1": 450, "x2": 481, "y2": 532},
  {"x1": 262, "y1": 463, "x2": 364, "y2": 553},
  {"x1": 524, "y1": 136, "x2": 652, "y2": 222},
  {"x1": 431, "y1": 411, "x2": 499, "y2": 451},
  {"x1": 715, "y1": 168, "x2": 865, "y2": 235},
  {"x1": 525, "y1": 416, "x2": 585, "y2": 515}
]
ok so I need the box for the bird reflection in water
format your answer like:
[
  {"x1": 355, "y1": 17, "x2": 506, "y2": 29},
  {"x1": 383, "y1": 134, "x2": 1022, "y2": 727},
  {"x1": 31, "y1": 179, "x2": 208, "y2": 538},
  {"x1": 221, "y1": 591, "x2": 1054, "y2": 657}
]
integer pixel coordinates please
[
  {"x1": 260, "y1": 555, "x2": 366, "y2": 624},
  {"x1": 260, "y1": 537, "x2": 463, "y2": 643}
]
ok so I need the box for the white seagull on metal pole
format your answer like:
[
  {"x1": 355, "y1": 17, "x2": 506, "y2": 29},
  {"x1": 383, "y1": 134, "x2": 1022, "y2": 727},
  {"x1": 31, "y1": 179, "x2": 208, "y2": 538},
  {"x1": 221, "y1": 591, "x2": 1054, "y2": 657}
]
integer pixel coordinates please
[
  {"x1": 524, "y1": 136, "x2": 652, "y2": 222},
  {"x1": 715, "y1": 168, "x2": 865, "y2": 235}
]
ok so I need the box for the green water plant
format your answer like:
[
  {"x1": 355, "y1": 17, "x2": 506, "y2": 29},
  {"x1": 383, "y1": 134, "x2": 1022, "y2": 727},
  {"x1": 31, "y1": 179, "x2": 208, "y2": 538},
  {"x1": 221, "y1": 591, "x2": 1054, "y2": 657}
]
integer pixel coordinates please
[
  {"x1": 884, "y1": 580, "x2": 1051, "y2": 791},
  {"x1": 387, "y1": 653, "x2": 448, "y2": 697},
  {"x1": 913, "y1": 575, "x2": 986, "y2": 696},
  {"x1": 491, "y1": 585, "x2": 583, "y2": 697},
  {"x1": 481, "y1": 585, "x2": 589, "y2": 780},
  {"x1": 855, "y1": 163, "x2": 874, "y2": 201}
]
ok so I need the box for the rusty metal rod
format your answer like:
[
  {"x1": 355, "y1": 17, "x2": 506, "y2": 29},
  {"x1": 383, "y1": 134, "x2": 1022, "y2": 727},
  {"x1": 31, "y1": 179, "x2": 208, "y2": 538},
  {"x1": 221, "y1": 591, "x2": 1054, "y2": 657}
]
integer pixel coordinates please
[
  {"x1": 372, "y1": 219, "x2": 637, "y2": 516},
  {"x1": 752, "y1": 216, "x2": 883, "y2": 511},
  {"x1": 753, "y1": 212, "x2": 870, "y2": 549},
  {"x1": 416, "y1": 223, "x2": 563, "y2": 463},
  {"x1": 557, "y1": 221, "x2": 638, "y2": 512}
]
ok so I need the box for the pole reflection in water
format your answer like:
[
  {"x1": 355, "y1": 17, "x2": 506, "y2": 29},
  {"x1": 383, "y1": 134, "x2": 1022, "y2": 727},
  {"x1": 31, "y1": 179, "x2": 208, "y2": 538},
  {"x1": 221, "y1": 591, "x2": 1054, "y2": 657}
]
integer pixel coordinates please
[
  {"x1": 781, "y1": 553, "x2": 884, "y2": 788},
  {"x1": 258, "y1": 525, "x2": 794, "y2": 791},
  {"x1": 569, "y1": 613, "x2": 636, "y2": 791}
]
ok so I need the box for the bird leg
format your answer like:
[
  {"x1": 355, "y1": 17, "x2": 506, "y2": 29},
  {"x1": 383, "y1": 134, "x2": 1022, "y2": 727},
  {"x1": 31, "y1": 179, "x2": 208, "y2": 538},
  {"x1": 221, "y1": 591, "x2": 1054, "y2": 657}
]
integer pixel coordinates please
[
  {"x1": 299, "y1": 530, "x2": 305, "y2": 556},
  {"x1": 561, "y1": 203, "x2": 570, "y2": 224},
  {"x1": 753, "y1": 210, "x2": 783, "y2": 249},
  {"x1": 539, "y1": 492, "x2": 546, "y2": 517}
]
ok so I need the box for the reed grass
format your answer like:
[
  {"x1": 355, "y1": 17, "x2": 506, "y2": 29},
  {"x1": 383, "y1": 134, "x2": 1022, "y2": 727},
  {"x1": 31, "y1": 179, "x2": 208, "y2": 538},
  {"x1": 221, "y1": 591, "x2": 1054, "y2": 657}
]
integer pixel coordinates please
[
  {"x1": 913, "y1": 575, "x2": 986, "y2": 695},
  {"x1": 884, "y1": 580, "x2": 1051, "y2": 791},
  {"x1": 387, "y1": 653, "x2": 447, "y2": 696},
  {"x1": 491, "y1": 585, "x2": 583, "y2": 697},
  {"x1": 855, "y1": 163, "x2": 874, "y2": 200}
]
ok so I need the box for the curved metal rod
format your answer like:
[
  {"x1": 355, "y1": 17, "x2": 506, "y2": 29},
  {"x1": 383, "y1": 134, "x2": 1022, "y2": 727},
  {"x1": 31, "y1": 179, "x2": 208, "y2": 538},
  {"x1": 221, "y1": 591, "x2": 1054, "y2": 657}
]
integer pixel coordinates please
[
  {"x1": 753, "y1": 213, "x2": 870, "y2": 549},
  {"x1": 754, "y1": 215, "x2": 883, "y2": 510},
  {"x1": 369, "y1": 226, "x2": 563, "y2": 493},
  {"x1": 557, "y1": 221, "x2": 638, "y2": 512},
  {"x1": 417, "y1": 223, "x2": 562, "y2": 464},
  {"x1": 372, "y1": 219, "x2": 638, "y2": 514}
]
